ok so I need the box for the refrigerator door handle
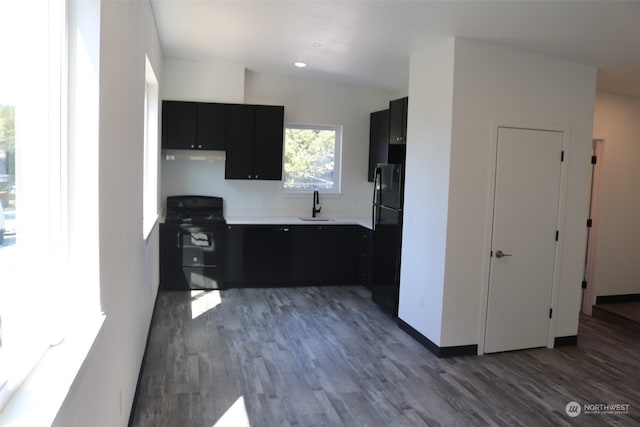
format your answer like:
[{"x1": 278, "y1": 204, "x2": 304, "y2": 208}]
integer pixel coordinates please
[
  {"x1": 372, "y1": 167, "x2": 381, "y2": 205},
  {"x1": 372, "y1": 204, "x2": 377, "y2": 231}
]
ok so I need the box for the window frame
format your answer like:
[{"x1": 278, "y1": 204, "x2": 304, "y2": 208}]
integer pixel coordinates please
[
  {"x1": 281, "y1": 123, "x2": 343, "y2": 195},
  {"x1": 0, "y1": 0, "x2": 67, "y2": 412},
  {"x1": 142, "y1": 56, "x2": 159, "y2": 239}
]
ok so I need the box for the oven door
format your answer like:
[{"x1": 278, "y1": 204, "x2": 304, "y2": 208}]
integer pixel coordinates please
[
  {"x1": 160, "y1": 223, "x2": 226, "y2": 290},
  {"x1": 179, "y1": 226, "x2": 225, "y2": 267}
]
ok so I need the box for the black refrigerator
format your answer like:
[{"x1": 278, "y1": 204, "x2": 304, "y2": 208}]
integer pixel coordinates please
[{"x1": 371, "y1": 163, "x2": 404, "y2": 315}]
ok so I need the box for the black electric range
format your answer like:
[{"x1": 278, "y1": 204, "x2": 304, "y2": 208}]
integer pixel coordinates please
[{"x1": 160, "y1": 196, "x2": 226, "y2": 290}]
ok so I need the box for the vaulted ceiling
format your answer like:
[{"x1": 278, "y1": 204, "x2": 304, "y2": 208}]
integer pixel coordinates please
[{"x1": 151, "y1": 1, "x2": 640, "y2": 98}]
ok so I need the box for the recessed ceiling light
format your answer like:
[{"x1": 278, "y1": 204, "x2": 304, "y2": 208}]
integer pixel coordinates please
[
  {"x1": 294, "y1": 61, "x2": 307, "y2": 68},
  {"x1": 312, "y1": 42, "x2": 322, "y2": 48}
]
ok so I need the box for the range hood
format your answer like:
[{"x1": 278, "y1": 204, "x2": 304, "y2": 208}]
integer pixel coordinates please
[{"x1": 163, "y1": 149, "x2": 226, "y2": 162}]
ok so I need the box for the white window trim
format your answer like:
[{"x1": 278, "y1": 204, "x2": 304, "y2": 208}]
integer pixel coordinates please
[
  {"x1": 143, "y1": 56, "x2": 159, "y2": 239},
  {"x1": 0, "y1": 0, "x2": 105, "y2": 423},
  {"x1": 282, "y1": 123, "x2": 343, "y2": 195}
]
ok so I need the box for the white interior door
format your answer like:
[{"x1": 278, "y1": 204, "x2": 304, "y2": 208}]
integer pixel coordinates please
[{"x1": 485, "y1": 127, "x2": 563, "y2": 353}]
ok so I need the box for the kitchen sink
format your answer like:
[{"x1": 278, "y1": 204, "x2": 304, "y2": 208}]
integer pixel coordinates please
[{"x1": 299, "y1": 218, "x2": 334, "y2": 222}]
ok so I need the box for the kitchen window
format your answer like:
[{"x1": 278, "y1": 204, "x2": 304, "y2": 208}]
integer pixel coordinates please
[{"x1": 283, "y1": 124, "x2": 342, "y2": 193}]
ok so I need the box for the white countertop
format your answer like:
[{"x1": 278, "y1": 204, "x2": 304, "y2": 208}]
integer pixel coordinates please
[{"x1": 225, "y1": 216, "x2": 373, "y2": 230}]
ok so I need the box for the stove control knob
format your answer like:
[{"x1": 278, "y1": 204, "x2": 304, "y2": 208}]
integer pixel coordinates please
[{"x1": 193, "y1": 256, "x2": 198, "y2": 263}]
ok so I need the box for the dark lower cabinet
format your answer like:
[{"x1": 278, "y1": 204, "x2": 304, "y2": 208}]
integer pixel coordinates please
[
  {"x1": 225, "y1": 225, "x2": 244, "y2": 285},
  {"x1": 290, "y1": 225, "x2": 357, "y2": 285},
  {"x1": 226, "y1": 224, "x2": 364, "y2": 287},
  {"x1": 290, "y1": 226, "x2": 323, "y2": 284},
  {"x1": 357, "y1": 228, "x2": 372, "y2": 289},
  {"x1": 243, "y1": 226, "x2": 291, "y2": 285},
  {"x1": 321, "y1": 226, "x2": 357, "y2": 284}
]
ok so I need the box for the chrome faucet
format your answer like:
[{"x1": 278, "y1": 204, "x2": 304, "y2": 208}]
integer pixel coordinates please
[{"x1": 312, "y1": 189, "x2": 321, "y2": 218}]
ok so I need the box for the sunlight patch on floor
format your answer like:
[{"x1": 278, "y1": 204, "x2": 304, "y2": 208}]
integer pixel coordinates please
[
  {"x1": 191, "y1": 290, "x2": 222, "y2": 320},
  {"x1": 213, "y1": 396, "x2": 251, "y2": 427}
]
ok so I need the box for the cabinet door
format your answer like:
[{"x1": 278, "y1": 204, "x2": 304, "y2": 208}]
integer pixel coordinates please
[
  {"x1": 389, "y1": 97, "x2": 408, "y2": 145},
  {"x1": 290, "y1": 226, "x2": 323, "y2": 284},
  {"x1": 357, "y1": 227, "x2": 372, "y2": 288},
  {"x1": 243, "y1": 226, "x2": 291, "y2": 285},
  {"x1": 253, "y1": 105, "x2": 284, "y2": 180},
  {"x1": 368, "y1": 109, "x2": 389, "y2": 181},
  {"x1": 160, "y1": 224, "x2": 181, "y2": 289},
  {"x1": 226, "y1": 225, "x2": 244, "y2": 285},
  {"x1": 322, "y1": 226, "x2": 357, "y2": 284},
  {"x1": 162, "y1": 101, "x2": 197, "y2": 149},
  {"x1": 197, "y1": 102, "x2": 227, "y2": 150},
  {"x1": 225, "y1": 104, "x2": 255, "y2": 179}
]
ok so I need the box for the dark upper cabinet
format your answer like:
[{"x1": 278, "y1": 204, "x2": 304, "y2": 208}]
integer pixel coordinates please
[
  {"x1": 161, "y1": 100, "x2": 227, "y2": 150},
  {"x1": 254, "y1": 105, "x2": 285, "y2": 180},
  {"x1": 225, "y1": 104, "x2": 284, "y2": 180},
  {"x1": 225, "y1": 104, "x2": 255, "y2": 179},
  {"x1": 368, "y1": 109, "x2": 390, "y2": 182},
  {"x1": 389, "y1": 97, "x2": 408, "y2": 145},
  {"x1": 162, "y1": 101, "x2": 197, "y2": 150},
  {"x1": 197, "y1": 102, "x2": 227, "y2": 150}
]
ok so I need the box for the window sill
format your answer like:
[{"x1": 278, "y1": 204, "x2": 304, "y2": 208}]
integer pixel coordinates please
[
  {"x1": 281, "y1": 191, "x2": 343, "y2": 199},
  {"x1": 143, "y1": 214, "x2": 159, "y2": 241},
  {"x1": 0, "y1": 313, "x2": 105, "y2": 427}
]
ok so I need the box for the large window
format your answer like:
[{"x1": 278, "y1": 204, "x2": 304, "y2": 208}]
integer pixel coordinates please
[
  {"x1": 0, "y1": 0, "x2": 67, "y2": 411},
  {"x1": 283, "y1": 124, "x2": 342, "y2": 193}
]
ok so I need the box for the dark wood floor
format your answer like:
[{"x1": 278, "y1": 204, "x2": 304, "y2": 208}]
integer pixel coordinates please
[
  {"x1": 592, "y1": 301, "x2": 640, "y2": 332},
  {"x1": 131, "y1": 286, "x2": 640, "y2": 427}
]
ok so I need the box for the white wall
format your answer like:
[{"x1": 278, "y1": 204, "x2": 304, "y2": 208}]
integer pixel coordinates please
[
  {"x1": 161, "y1": 64, "x2": 392, "y2": 218},
  {"x1": 398, "y1": 39, "x2": 456, "y2": 345},
  {"x1": 592, "y1": 91, "x2": 640, "y2": 299},
  {"x1": 163, "y1": 57, "x2": 245, "y2": 103},
  {"x1": 399, "y1": 37, "x2": 596, "y2": 349},
  {"x1": 53, "y1": 0, "x2": 162, "y2": 425}
]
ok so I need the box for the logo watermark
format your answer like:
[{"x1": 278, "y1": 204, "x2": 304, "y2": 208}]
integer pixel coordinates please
[
  {"x1": 565, "y1": 401, "x2": 581, "y2": 417},
  {"x1": 565, "y1": 401, "x2": 630, "y2": 417}
]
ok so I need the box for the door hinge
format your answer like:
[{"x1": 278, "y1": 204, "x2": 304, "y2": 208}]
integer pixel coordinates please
[
  {"x1": 586, "y1": 218, "x2": 592, "y2": 228},
  {"x1": 582, "y1": 280, "x2": 587, "y2": 289},
  {"x1": 561, "y1": 151, "x2": 565, "y2": 162},
  {"x1": 591, "y1": 155, "x2": 597, "y2": 165},
  {"x1": 555, "y1": 230, "x2": 559, "y2": 241},
  {"x1": 549, "y1": 308, "x2": 553, "y2": 318}
]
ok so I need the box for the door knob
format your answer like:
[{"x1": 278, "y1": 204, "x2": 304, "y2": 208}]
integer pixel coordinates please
[{"x1": 495, "y1": 250, "x2": 512, "y2": 259}]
